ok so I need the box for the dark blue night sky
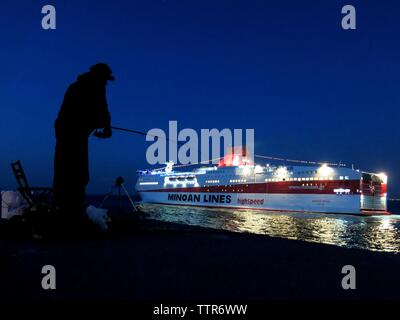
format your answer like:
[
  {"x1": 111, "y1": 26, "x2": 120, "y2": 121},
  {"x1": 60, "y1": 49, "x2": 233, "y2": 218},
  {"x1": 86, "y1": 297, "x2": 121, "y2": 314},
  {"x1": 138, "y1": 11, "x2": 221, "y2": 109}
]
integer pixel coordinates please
[{"x1": 0, "y1": 0, "x2": 399, "y2": 196}]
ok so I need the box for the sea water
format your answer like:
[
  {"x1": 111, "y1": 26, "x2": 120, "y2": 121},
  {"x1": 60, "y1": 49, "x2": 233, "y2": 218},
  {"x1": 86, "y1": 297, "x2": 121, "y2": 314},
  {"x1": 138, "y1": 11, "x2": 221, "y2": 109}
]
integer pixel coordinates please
[{"x1": 91, "y1": 195, "x2": 400, "y2": 253}]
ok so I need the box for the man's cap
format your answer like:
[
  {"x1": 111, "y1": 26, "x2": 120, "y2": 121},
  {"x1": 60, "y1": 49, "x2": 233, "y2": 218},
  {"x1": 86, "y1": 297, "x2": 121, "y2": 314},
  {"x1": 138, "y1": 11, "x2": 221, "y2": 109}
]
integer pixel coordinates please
[{"x1": 90, "y1": 63, "x2": 115, "y2": 81}]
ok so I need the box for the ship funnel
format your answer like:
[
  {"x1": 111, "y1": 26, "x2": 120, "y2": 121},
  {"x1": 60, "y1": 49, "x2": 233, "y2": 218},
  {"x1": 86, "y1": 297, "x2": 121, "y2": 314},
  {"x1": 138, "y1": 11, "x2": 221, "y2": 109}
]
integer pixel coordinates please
[{"x1": 218, "y1": 146, "x2": 254, "y2": 167}]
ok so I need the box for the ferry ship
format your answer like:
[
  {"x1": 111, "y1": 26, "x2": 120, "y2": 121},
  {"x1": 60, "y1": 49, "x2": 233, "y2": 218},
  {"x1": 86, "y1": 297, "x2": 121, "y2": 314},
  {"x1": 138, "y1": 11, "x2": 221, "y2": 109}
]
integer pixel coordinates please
[{"x1": 135, "y1": 154, "x2": 389, "y2": 215}]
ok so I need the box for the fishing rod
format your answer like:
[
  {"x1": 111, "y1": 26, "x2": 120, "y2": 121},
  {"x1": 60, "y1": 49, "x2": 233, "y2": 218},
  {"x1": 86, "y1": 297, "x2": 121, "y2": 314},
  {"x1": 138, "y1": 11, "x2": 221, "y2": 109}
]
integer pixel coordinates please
[
  {"x1": 111, "y1": 126, "x2": 347, "y2": 167},
  {"x1": 111, "y1": 126, "x2": 180, "y2": 143},
  {"x1": 111, "y1": 126, "x2": 147, "y2": 136}
]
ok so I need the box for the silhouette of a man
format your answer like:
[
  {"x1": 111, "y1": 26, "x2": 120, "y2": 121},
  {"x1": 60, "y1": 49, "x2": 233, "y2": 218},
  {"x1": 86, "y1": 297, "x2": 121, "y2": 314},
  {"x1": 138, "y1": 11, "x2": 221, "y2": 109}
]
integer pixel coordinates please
[{"x1": 53, "y1": 63, "x2": 114, "y2": 218}]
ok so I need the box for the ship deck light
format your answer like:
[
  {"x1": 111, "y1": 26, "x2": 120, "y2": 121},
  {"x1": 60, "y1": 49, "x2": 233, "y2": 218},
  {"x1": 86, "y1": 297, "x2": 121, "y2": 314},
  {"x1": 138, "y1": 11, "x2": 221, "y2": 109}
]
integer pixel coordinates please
[
  {"x1": 318, "y1": 163, "x2": 334, "y2": 177},
  {"x1": 378, "y1": 172, "x2": 388, "y2": 184}
]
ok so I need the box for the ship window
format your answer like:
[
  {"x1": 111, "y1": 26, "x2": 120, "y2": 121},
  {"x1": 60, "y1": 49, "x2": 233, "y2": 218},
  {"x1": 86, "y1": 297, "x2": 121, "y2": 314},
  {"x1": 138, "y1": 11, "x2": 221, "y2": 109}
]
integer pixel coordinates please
[
  {"x1": 345, "y1": 176, "x2": 349, "y2": 180},
  {"x1": 340, "y1": 176, "x2": 344, "y2": 180}
]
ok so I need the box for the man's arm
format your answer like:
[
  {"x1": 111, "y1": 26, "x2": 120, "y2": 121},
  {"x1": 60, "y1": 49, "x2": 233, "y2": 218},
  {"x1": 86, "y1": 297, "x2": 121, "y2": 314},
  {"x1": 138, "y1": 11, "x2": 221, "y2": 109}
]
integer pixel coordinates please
[{"x1": 92, "y1": 85, "x2": 112, "y2": 138}]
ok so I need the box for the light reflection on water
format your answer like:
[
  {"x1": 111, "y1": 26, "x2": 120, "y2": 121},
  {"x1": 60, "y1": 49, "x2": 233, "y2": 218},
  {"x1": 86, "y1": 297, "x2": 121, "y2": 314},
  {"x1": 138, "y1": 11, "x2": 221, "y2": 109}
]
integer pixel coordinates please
[{"x1": 141, "y1": 202, "x2": 400, "y2": 253}]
